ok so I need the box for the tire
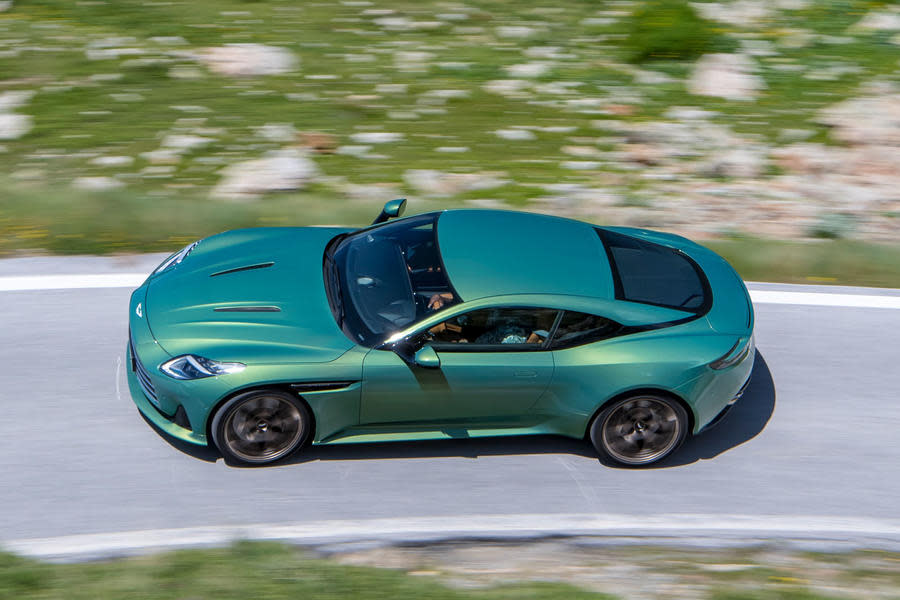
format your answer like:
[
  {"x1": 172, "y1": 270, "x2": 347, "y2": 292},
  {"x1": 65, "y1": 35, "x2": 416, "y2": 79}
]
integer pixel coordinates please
[
  {"x1": 211, "y1": 389, "x2": 311, "y2": 466},
  {"x1": 589, "y1": 393, "x2": 688, "y2": 467}
]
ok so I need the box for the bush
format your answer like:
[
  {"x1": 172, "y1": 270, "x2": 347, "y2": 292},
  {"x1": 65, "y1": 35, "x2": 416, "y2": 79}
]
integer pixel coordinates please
[{"x1": 623, "y1": 0, "x2": 734, "y2": 63}]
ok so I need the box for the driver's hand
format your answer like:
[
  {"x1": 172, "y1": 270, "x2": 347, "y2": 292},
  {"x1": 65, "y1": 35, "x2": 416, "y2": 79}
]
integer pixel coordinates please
[{"x1": 428, "y1": 292, "x2": 453, "y2": 310}]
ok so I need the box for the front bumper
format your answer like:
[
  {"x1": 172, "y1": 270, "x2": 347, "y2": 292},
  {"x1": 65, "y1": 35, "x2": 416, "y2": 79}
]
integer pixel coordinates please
[
  {"x1": 126, "y1": 339, "x2": 208, "y2": 445},
  {"x1": 126, "y1": 285, "x2": 220, "y2": 446}
]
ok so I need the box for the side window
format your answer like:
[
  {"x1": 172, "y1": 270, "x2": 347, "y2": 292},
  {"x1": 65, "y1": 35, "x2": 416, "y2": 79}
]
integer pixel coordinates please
[
  {"x1": 427, "y1": 308, "x2": 559, "y2": 349},
  {"x1": 549, "y1": 311, "x2": 621, "y2": 350}
]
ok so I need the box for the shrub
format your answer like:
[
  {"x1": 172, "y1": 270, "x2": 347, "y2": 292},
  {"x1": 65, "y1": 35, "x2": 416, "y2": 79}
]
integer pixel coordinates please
[{"x1": 623, "y1": 0, "x2": 734, "y2": 63}]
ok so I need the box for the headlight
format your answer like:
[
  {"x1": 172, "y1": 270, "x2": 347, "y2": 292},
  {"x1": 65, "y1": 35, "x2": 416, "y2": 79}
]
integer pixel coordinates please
[
  {"x1": 159, "y1": 355, "x2": 245, "y2": 380},
  {"x1": 153, "y1": 241, "x2": 199, "y2": 275}
]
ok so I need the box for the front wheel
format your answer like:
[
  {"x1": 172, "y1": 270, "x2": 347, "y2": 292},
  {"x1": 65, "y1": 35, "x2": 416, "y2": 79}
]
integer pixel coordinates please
[
  {"x1": 590, "y1": 394, "x2": 688, "y2": 467},
  {"x1": 211, "y1": 390, "x2": 311, "y2": 466}
]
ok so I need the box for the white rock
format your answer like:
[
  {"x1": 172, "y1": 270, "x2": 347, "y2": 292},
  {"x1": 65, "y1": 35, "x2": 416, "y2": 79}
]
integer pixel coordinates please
[
  {"x1": 89, "y1": 155, "x2": 134, "y2": 167},
  {"x1": 699, "y1": 147, "x2": 767, "y2": 178},
  {"x1": 375, "y1": 83, "x2": 407, "y2": 94},
  {"x1": 688, "y1": 53, "x2": 765, "y2": 100},
  {"x1": 634, "y1": 70, "x2": 674, "y2": 85},
  {"x1": 162, "y1": 134, "x2": 214, "y2": 150},
  {"x1": 818, "y1": 94, "x2": 900, "y2": 146},
  {"x1": 213, "y1": 148, "x2": 319, "y2": 199},
  {"x1": 482, "y1": 79, "x2": 531, "y2": 96},
  {"x1": 561, "y1": 161, "x2": 600, "y2": 170},
  {"x1": 349, "y1": 132, "x2": 404, "y2": 144},
  {"x1": 73, "y1": 176, "x2": 124, "y2": 191},
  {"x1": 0, "y1": 1, "x2": 12, "y2": 12},
  {"x1": 852, "y1": 11, "x2": 900, "y2": 31},
  {"x1": 89, "y1": 73, "x2": 124, "y2": 82},
  {"x1": 393, "y1": 50, "x2": 434, "y2": 72},
  {"x1": 387, "y1": 111, "x2": 419, "y2": 120},
  {"x1": 0, "y1": 90, "x2": 34, "y2": 112},
  {"x1": 494, "y1": 129, "x2": 536, "y2": 141},
  {"x1": 562, "y1": 146, "x2": 603, "y2": 158},
  {"x1": 336, "y1": 145, "x2": 373, "y2": 157},
  {"x1": 374, "y1": 16, "x2": 413, "y2": 30},
  {"x1": 255, "y1": 123, "x2": 297, "y2": 142},
  {"x1": 663, "y1": 107, "x2": 718, "y2": 121},
  {"x1": 393, "y1": 51, "x2": 433, "y2": 64},
  {"x1": 436, "y1": 62, "x2": 470, "y2": 70},
  {"x1": 198, "y1": 44, "x2": 298, "y2": 77},
  {"x1": 171, "y1": 105, "x2": 211, "y2": 113},
  {"x1": 168, "y1": 65, "x2": 205, "y2": 79},
  {"x1": 771, "y1": 143, "x2": 846, "y2": 174},
  {"x1": 505, "y1": 62, "x2": 551, "y2": 78},
  {"x1": 140, "y1": 149, "x2": 182, "y2": 164},
  {"x1": 110, "y1": 93, "x2": 144, "y2": 102},
  {"x1": 523, "y1": 46, "x2": 566, "y2": 59},
  {"x1": 496, "y1": 26, "x2": 536, "y2": 38},
  {"x1": 581, "y1": 17, "x2": 617, "y2": 26},
  {"x1": 421, "y1": 89, "x2": 469, "y2": 100},
  {"x1": 691, "y1": 0, "x2": 774, "y2": 26},
  {"x1": 0, "y1": 113, "x2": 31, "y2": 140},
  {"x1": 404, "y1": 170, "x2": 508, "y2": 196},
  {"x1": 150, "y1": 36, "x2": 188, "y2": 45}
]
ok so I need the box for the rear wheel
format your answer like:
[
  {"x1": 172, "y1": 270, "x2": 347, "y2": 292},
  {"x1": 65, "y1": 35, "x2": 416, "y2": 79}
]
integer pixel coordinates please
[
  {"x1": 211, "y1": 390, "x2": 311, "y2": 466},
  {"x1": 590, "y1": 394, "x2": 688, "y2": 467}
]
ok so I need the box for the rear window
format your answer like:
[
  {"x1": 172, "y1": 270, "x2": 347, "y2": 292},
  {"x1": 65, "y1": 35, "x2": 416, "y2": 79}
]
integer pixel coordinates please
[{"x1": 597, "y1": 229, "x2": 709, "y2": 313}]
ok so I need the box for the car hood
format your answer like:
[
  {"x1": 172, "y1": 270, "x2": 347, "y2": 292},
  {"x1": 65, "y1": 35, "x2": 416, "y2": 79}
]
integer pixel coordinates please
[{"x1": 145, "y1": 226, "x2": 356, "y2": 363}]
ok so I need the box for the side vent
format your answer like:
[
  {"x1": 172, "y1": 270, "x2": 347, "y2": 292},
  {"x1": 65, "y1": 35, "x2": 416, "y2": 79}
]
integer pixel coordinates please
[
  {"x1": 290, "y1": 381, "x2": 356, "y2": 393},
  {"x1": 210, "y1": 262, "x2": 275, "y2": 277},
  {"x1": 214, "y1": 306, "x2": 281, "y2": 313}
]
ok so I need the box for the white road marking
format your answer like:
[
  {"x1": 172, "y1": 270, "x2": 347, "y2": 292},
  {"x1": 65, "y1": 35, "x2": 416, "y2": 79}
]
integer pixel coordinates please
[
  {"x1": 0, "y1": 274, "x2": 147, "y2": 291},
  {"x1": 6, "y1": 513, "x2": 900, "y2": 560},
  {"x1": 0, "y1": 274, "x2": 898, "y2": 309},
  {"x1": 749, "y1": 290, "x2": 900, "y2": 309}
]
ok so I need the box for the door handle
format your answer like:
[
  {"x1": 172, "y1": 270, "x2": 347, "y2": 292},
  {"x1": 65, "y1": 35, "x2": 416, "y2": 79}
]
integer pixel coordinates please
[{"x1": 514, "y1": 370, "x2": 537, "y2": 378}]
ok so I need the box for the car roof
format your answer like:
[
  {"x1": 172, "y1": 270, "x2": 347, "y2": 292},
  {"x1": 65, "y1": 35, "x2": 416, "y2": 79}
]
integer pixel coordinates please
[{"x1": 436, "y1": 209, "x2": 615, "y2": 302}]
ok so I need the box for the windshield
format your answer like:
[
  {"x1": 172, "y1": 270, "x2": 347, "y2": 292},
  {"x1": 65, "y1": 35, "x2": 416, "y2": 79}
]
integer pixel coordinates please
[{"x1": 324, "y1": 213, "x2": 459, "y2": 346}]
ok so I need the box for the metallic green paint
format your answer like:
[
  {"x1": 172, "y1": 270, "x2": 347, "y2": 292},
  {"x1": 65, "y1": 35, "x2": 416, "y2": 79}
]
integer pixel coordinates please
[
  {"x1": 126, "y1": 208, "x2": 755, "y2": 460},
  {"x1": 437, "y1": 210, "x2": 615, "y2": 301}
]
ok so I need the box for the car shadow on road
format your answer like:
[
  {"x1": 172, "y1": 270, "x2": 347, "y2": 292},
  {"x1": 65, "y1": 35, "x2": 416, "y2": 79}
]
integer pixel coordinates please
[
  {"x1": 144, "y1": 351, "x2": 775, "y2": 467},
  {"x1": 288, "y1": 350, "x2": 776, "y2": 468},
  {"x1": 287, "y1": 434, "x2": 597, "y2": 465},
  {"x1": 650, "y1": 350, "x2": 776, "y2": 469},
  {"x1": 138, "y1": 410, "x2": 219, "y2": 462}
]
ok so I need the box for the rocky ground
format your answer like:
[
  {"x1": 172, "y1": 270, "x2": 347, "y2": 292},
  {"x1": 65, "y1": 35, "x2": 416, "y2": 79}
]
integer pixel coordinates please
[
  {"x1": 331, "y1": 539, "x2": 900, "y2": 600},
  {"x1": 1, "y1": 0, "x2": 899, "y2": 251}
]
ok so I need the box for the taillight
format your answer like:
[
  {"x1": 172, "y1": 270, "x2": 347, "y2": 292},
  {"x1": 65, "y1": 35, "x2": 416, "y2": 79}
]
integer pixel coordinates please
[{"x1": 709, "y1": 336, "x2": 752, "y2": 370}]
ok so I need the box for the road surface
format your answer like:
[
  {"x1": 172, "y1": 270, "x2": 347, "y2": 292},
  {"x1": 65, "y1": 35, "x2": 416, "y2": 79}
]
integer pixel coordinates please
[{"x1": 1, "y1": 254, "x2": 899, "y2": 559}]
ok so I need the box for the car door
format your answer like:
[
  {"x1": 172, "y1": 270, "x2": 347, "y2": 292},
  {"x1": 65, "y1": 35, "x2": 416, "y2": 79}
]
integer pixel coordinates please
[{"x1": 360, "y1": 307, "x2": 558, "y2": 428}]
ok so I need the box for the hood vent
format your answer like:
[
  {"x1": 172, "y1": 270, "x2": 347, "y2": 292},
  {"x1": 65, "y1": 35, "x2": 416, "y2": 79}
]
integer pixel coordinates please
[
  {"x1": 214, "y1": 306, "x2": 281, "y2": 313},
  {"x1": 210, "y1": 262, "x2": 274, "y2": 278}
]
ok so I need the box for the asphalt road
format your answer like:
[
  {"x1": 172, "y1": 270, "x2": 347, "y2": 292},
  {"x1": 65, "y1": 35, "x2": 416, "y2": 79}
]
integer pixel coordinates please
[{"x1": 1, "y1": 255, "x2": 899, "y2": 557}]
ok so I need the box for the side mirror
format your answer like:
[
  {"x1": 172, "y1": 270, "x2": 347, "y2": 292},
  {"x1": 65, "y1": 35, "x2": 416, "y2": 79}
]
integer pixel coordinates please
[
  {"x1": 372, "y1": 198, "x2": 407, "y2": 225},
  {"x1": 413, "y1": 345, "x2": 441, "y2": 369}
]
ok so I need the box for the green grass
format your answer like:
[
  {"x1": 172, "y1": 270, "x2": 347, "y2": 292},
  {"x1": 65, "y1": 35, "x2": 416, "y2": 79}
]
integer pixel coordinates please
[
  {"x1": 706, "y1": 238, "x2": 900, "y2": 288},
  {"x1": 0, "y1": 542, "x2": 612, "y2": 600},
  {"x1": 4, "y1": 541, "x2": 891, "y2": 600},
  {"x1": 1, "y1": 0, "x2": 899, "y2": 285}
]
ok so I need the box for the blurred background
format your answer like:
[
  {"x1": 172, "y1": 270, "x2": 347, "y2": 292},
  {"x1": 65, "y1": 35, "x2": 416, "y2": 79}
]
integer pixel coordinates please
[
  {"x1": 1, "y1": 0, "x2": 899, "y2": 284},
  {"x1": 2, "y1": 2, "x2": 900, "y2": 597}
]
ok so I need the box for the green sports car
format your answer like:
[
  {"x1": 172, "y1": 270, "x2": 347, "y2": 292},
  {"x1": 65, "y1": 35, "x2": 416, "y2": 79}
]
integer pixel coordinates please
[{"x1": 127, "y1": 200, "x2": 755, "y2": 467}]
